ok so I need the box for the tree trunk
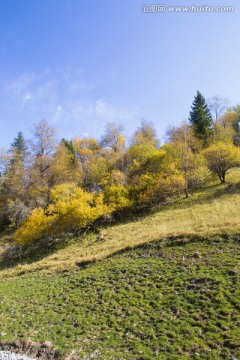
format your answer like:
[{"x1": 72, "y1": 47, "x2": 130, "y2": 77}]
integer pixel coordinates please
[
  {"x1": 184, "y1": 171, "x2": 189, "y2": 198},
  {"x1": 219, "y1": 172, "x2": 226, "y2": 183}
]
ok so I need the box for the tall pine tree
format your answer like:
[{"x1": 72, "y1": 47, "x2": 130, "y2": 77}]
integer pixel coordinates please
[
  {"x1": 4, "y1": 132, "x2": 27, "y2": 202},
  {"x1": 9, "y1": 131, "x2": 27, "y2": 162},
  {"x1": 189, "y1": 91, "x2": 213, "y2": 144}
]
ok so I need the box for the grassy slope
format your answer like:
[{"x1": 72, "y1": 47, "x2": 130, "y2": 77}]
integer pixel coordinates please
[{"x1": 0, "y1": 169, "x2": 240, "y2": 359}]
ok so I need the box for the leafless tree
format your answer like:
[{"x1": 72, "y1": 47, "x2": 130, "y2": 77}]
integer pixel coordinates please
[{"x1": 207, "y1": 95, "x2": 229, "y2": 121}]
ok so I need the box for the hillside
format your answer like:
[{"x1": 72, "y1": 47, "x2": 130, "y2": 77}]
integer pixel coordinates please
[{"x1": 0, "y1": 170, "x2": 240, "y2": 359}]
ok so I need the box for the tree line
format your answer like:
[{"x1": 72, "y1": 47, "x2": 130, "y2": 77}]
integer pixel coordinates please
[{"x1": 1, "y1": 91, "x2": 240, "y2": 245}]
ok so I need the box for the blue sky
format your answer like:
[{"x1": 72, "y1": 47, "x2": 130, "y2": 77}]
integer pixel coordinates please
[{"x1": 0, "y1": 0, "x2": 239, "y2": 147}]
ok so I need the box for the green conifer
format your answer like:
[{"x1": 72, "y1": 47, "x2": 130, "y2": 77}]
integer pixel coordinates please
[{"x1": 189, "y1": 91, "x2": 213, "y2": 143}]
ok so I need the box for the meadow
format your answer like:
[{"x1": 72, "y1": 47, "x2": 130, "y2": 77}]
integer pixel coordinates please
[{"x1": 0, "y1": 169, "x2": 240, "y2": 359}]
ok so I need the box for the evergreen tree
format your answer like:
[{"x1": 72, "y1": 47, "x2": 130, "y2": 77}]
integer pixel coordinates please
[
  {"x1": 4, "y1": 132, "x2": 27, "y2": 202},
  {"x1": 189, "y1": 91, "x2": 213, "y2": 143},
  {"x1": 9, "y1": 131, "x2": 27, "y2": 162},
  {"x1": 62, "y1": 138, "x2": 76, "y2": 157}
]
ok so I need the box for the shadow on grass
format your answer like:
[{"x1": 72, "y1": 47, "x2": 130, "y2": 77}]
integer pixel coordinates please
[
  {"x1": 76, "y1": 232, "x2": 240, "y2": 270},
  {"x1": 165, "y1": 232, "x2": 240, "y2": 247},
  {"x1": 1, "y1": 180, "x2": 239, "y2": 273},
  {"x1": 0, "y1": 229, "x2": 98, "y2": 272}
]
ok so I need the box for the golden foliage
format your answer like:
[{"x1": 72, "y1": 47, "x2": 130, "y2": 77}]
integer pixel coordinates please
[
  {"x1": 13, "y1": 208, "x2": 56, "y2": 245},
  {"x1": 14, "y1": 184, "x2": 109, "y2": 245},
  {"x1": 203, "y1": 141, "x2": 240, "y2": 183},
  {"x1": 103, "y1": 184, "x2": 132, "y2": 210}
]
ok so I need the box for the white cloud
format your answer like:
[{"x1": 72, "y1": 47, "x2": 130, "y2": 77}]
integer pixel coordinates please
[
  {"x1": 23, "y1": 92, "x2": 34, "y2": 102},
  {"x1": 51, "y1": 104, "x2": 64, "y2": 124},
  {"x1": 56, "y1": 105, "x2": 63, "y2": 113}
]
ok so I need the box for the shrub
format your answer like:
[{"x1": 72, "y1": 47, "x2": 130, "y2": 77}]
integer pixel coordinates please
[
  {"x1": 13, "y1": 208, "x2": 55, "y2": 245},
  {"x1": 14, "y1": 183, "x2": 110, "y2": 245},
  {"x1": 103, "y1": 184, "x2": 132, "y2": 210},
  {"x1": 129, "y1": 173, "x2": 185, "y2": 207}
]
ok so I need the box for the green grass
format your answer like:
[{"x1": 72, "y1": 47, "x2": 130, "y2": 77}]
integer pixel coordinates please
[
  {"x1": 0, "y1": 169, "x2": 240, "y2": 359},
  {"x1": 1, "y1": 236, "x2": 240, "y2": 359}
]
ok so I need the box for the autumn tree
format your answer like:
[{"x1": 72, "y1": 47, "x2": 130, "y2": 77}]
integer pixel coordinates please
[
  {"x1": 100, "y1": 122, "x2": 125, "y2": 153},
  {"x1": 50, "y1": 139, "x2": 80, "y2": 186},
  {"x1": 203, "y1": 142, "x2": 240, "y2": 183},
  {"x1": 28, "y1": 119, "x2": 57, "y2": 207},
  {"x1": 103, "y1": 176, "x2": 131, "y2": 211},
  {"x1": 212, "y1": 112, "x2": 237, "y2": 143},
  {"x1": 0, "y1": 149, "x2": 10, "y2": 228},
  {"x1": 126, "y1": 125, "x2": 185, "y2": 206},
  {"x1": 73, "y1": 137, "x2": 109, "y2": 190},
  {"x1": 124, "y1": 142, "x2": 159, "y2": 179},
  {"x1": 228, "y1": 105, "x2": 240, "y2": 132},
  {"x1": 131, "y1": 120, "x2": 159, "y2": 148},
  {"x1": 100, "y1": 122, "x2": 126, "y2": 172},
  {"x1": 226, "y1": 105, "x2": 240, "y2": 145},
  {"x1": 166, "y1": 122, "x2": 207, "y2": 197},
  {"x1": 127, "y1": 147, "x2": 185, "y2": 207},
  {"x1": 14, "y1": 183, "x2": 109, "y2": 245},
  {"x1": 125, "y1": 120, "x2": 160, "y2": 180}
]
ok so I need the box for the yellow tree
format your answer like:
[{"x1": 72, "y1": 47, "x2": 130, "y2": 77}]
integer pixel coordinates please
[
  {"x1": 50, "y1": 139, "x2": 80, "y2": 186},
  {"x1": 124, "y1": 142, "x2": 159, "y2": 179},
  {"x1": 4, "y1": 150, "x2": 26, "y2": 201},
  {"x1": 2, "y1": 132, "x2": 30, "y2": 227},
  {"x1": 203, "y1": 142, "x2": 240, "y2": 183},
  {"x1": 131, "y1": 119, "x2": 159, "y2": 147},
  {"x1": 166, "y1": 122, "x2": 207, "y2": 197},
  {"x1": 101, "y1": 170, "x2": 131, "y2": 210},
  {"x1": 100, "y1": 122, "x2": 126, "y2": 172},
  {"x1": 73, "y1": 137, "x2": 109, "y2": 190},
  {"x1": 213, "y1": 111, "x2": 238, "y2": 143},
  {"x1": 14, "y1": 183, "x2": 109, "y2": 245},
  {"x1": 100, "y1": 122, "x2": 125, "y2": 153}
]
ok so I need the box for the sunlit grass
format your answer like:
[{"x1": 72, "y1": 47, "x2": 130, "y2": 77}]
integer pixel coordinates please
[
  {"x1": 0, "y1": 169, "x2": 240, "y2": 279},
  {"x1": 0, "y1": 169, "x2": 240, "y2": 359}
]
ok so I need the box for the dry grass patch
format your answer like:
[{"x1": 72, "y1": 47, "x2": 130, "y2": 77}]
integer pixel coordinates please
[{"x1": 1, "y1": 189, "x2": 239, "y2": 279}]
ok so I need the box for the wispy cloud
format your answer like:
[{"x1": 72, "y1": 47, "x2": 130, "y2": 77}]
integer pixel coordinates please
[
  {"x1": 1, "y1": 67, "x2": 141, "y2": 142},
  {"x1": 4, "y1": 70, "x2": 56, "y2": 113},
  {"x1": 4, "y1": 67, "x2": 107, "y2": 116}
]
